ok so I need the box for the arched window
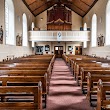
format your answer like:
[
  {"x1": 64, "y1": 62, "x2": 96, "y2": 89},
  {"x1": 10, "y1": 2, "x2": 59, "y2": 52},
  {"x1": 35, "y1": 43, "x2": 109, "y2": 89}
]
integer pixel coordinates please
[
  {"x1": 31, "y1": 22, "x2": 35, "y2": 31},
  {"x1": 32, "y1": 41, "x2": 34, "y2": 47},
  {"x1": 22, "y1": 13, "x2": 28, "y2": 46},
  {"x1": 83, "y1": 41, "x2": 87, "y2": 48},
  {"x1": 83, "y1": 23, "x2": 87, "y2": 31},
  {"x1": 106, "y1": 0, "x2": 110, "y2": 45},
  {"x1": 91, "y1": 14, "x2": 97, "y2": 47},
  {"x1": 5, "y1": 0, "x2": 15, "y2": 45}
]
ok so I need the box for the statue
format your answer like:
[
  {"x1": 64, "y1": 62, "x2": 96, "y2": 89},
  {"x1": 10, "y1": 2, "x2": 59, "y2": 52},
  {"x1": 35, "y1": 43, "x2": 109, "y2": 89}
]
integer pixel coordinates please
[{"x1": 0, "y1": 26, "x2": 3, "y2": 44}]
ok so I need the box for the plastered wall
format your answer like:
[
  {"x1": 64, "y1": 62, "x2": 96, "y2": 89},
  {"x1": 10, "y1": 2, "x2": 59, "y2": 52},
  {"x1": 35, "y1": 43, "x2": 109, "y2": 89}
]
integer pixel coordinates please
[
  {"x1": 82, "y1": 0, "x2": 110, "y2": 58},
  {"x1": 0, "y1": 0, "x2": 35, "y2": 61},
  {"x1": 72, "y1": 11, "x2": 82, "y2": 30}
]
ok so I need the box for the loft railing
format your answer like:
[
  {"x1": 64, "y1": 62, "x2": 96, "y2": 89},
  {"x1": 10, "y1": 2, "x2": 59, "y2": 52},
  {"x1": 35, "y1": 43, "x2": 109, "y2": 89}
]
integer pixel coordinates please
[{"x1": 28, "y1": 30, "x2": 90, "y2": 42}]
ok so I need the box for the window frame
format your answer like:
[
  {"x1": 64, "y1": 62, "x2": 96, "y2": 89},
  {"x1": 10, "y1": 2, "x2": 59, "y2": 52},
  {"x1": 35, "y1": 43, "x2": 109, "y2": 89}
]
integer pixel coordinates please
[{"x1": 91, "y1": 14, "x2": 97, "y2": 47}]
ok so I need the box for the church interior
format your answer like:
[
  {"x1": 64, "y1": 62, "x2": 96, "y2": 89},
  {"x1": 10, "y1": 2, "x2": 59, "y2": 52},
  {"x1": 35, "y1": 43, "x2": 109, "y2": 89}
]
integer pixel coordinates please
[{"x1": 0, "y1": 0, "x2": 110, "y2": 110}]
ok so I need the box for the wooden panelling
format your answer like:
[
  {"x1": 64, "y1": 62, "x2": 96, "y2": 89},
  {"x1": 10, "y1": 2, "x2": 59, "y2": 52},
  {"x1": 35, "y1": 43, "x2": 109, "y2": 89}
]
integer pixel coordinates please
[
  {"x1": 47, "y1": 24, "x2": 71, "y2": 31},
  {"x1": 22, "y1": 0, "x2": 98, "y2": 17},
  {"x1": 47, "y1": 4, "x2": 72, "y2": 30}
]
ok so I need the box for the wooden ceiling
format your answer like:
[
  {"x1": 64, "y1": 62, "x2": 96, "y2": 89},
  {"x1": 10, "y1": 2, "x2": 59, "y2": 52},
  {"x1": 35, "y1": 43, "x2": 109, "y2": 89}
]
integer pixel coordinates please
[{"x1": 22, "y1": 0, "x2": 98, "y2": 17}]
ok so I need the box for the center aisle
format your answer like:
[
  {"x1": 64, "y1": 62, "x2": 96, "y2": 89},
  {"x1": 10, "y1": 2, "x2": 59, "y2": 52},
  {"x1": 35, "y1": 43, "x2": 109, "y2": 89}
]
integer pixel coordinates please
[{"x1": 45, "y1": 58, "x2": 94, "y2": 110}]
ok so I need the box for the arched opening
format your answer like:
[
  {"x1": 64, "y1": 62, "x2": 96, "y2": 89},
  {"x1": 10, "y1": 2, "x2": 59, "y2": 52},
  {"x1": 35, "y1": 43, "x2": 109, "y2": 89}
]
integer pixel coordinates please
[
  {"x1": 106, "y1": 0, "x2": 110, "y2": 45},
  {"x1": 91, "y1": 14, "x2": 97, "y2": 47},
  {"x1": 83, "y1": 41, "x2": 87, "y2": 48},
  {"x1": 5, "y1": 0, "x2": 15, "y2": 45},
  {"x1": 83, "y1": 23, "x2": 87, "y2": 31},
  {"x1": 22, "y1": 13, "x2": 28, "y2": 46},
  {"x1": 31, "y1": 22, "x2": 35, "y2": 31}
]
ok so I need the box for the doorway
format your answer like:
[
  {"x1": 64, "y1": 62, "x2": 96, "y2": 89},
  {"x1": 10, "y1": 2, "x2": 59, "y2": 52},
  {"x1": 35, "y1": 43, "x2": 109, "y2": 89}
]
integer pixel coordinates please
[
  {"x1": 75, "y1": 46, "x2": 82, "y2": 55},
  {"x1": 54, "y1": 46, "x2": 63, "y2": 58}
]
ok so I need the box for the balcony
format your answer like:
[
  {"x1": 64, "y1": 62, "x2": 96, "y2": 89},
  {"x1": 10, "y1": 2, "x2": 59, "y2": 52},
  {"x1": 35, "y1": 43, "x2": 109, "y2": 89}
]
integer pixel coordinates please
[{"x1": 28, "y1": 31, "x2": 90, "y2": 42}]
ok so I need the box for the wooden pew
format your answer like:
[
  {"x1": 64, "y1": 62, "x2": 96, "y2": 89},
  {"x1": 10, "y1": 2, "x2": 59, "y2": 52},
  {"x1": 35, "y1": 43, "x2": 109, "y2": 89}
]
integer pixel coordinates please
[
  {"x1": 0, "y1": 70, "x2": 48, "y2": 107},
  {"x1": 67, "y1": 55, "x2": 90, "y2": 68},
  {"x1": 0, "y1": 63, "x2": 49, "y2": 67},
  {"x1": 0, "y1": 70, "x2": 47, "y2": 85},
  {"x1": 13, "y1": 59, "x2": 51, "y2": 63},
  {"x1": 80, "y1": 67, "x2": 110, "y2": 92},
  {"x1": 0, "y1": 67, "x2": 51, "y2": 81},
  {"x1": 75, "y1": 63, "x2": 101, "y2": 85},
  {"x1": 2, "y1": 56, "x2": 52, "y2": 64},
  {"x1": 0, "y1": 67, "x2": 47, "y2": 70},
  {"x1": 87, "y1": 72, "x2": 110, "y2": 105},
  {"x1": 66, "y1": 54, "x2": 110, "y2": 72},
  {"x1": 96, "y1": 79, "x2": 110, "y2": 110},
  {"x1": 0, "y1": 70, "x2": 46, "y2": 76},
  {"x1": 0, "y1": 54, "x2": 55, "y2": 108},
  {"x1": 0, "y1": 66, "x2": 51, "y2": 82},
  {"x1": 0, "y1": 70, "x2": 50, "y2": 94},
  {"x1": 0, "y1": 75, "x2": 47, "y2": 108},
  {"x1": 0, "y1": 82, "x2": 42, "y2": 110},
  {"x1": 73, "y1": 60, "x2": 97, "y2": 77}
]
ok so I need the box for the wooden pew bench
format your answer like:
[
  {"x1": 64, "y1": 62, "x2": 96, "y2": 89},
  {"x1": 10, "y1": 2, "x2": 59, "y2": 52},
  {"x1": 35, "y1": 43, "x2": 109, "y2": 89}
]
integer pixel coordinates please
[
  {"x1": 0, "y1": 82, "x2": 42, "y2": 110},
  {"x1": 96, "y1": 79, "x2": 110, "y2": 110},
  {"x1": 0, "y1": 62, "x2": 53, "y2": 80},
  {"x1": 0, "y1": 66, "x2": 52, "y2": 83},
  {"x1": 0, "y1": 67, "x2": 48, "y2": 70},
  {"x1": 28, "y1": 55, "x2": 53, "y2": 58},
  {"x1": 87, "y1": 72, "x2": 110, "y2": 106},
  {"x1": 13, "y1": 57, "x2": 51, "y2": 62},
  {"x1": 75, "y1": 63, "x2": 101, "y2": 85},
  {"x1": 0, "y1": 70, "x2": 50, "y2": 95},
  {"x1": 80, "y1": 67, "x2": 110, "y2": 92},
  {"x1": 3, "y1": 57, "x2": 51, "y2": 64},
  {"x1": 0, "y1": 75, "x2": 47, "y2": 108},
  {"x1": 67, "y1": 55, "x2": 91, "y2": 69},
  {"x1": 73, "y1": 60, "x2": 96, "y2": 77},
  {"x1": 0, "y1": 63, "x2": 49, "y2": 67},
  {"x1": 0, "y1": 66, "x2": 52, "y2": 82}
]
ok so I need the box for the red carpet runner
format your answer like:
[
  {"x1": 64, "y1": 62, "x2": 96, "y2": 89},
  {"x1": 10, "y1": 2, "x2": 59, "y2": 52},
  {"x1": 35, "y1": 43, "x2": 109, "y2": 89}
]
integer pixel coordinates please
[{"x1": 44, "y1": 58, "x2": 94, "y2": 110}]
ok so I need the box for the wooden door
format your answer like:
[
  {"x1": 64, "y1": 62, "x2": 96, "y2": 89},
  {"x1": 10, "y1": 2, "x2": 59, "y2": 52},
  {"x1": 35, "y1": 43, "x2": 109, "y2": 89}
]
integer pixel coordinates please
[
  {"x1": 54, "y1": 46, "x2": 63, "y2": 58},
  {"x1": 75, "y1": 46, "x2": 82, "y2": 55}
]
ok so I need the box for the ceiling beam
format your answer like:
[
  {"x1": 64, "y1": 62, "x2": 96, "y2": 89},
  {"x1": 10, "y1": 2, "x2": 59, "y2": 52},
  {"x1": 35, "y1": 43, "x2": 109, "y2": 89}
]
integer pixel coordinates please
[
  {"x1": 32, "y1": 0, "x2": 55, "y2": 13},
  {"x1": 65, "y1": 4, "x2": 83, "y2": 17},
  {"x1": 80, "y1": 0, "x2": 91, "y2": 7},
  {"x1": 34, "y1": 1, "x2": 56, "y2": 16},
  {"x1": 22, "y1": 0, "x2": 98, "y2": 17},
  {"x1": 22, "y1": 0, "x2": 36, "y2": 16},
  {"x1": 83, "y1": 0, "x2": 98, "y2": 17},
  {"x1": 28, "y1": 1, "x2": 37, "y2": 6},
  {"x1": 61, "y1": 0, "x2": 86, "y2": 13}
]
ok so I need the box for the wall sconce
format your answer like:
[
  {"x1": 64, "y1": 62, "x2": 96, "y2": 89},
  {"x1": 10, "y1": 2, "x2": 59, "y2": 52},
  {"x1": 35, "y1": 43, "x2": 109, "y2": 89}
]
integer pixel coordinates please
[{"x1": 40, "y1": 18, "x2": 43, "y2": 21}]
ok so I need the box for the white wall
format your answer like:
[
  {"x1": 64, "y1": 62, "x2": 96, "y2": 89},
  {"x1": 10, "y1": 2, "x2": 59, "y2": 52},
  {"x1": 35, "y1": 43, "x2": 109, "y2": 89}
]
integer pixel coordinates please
[
  {"x1": 82, "y1": 0, "x2": 110, "y2": 58},
  {"x1": 0, "y1": 0, "x2": 35, "y2": 61},
  {"x1": 72, "y1": 11, "x2": 82, "y2": 30},
  {"x1": 35, "y1": 11, "x2": 47, "y2": 30}
]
